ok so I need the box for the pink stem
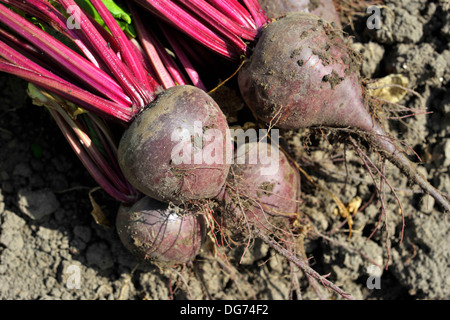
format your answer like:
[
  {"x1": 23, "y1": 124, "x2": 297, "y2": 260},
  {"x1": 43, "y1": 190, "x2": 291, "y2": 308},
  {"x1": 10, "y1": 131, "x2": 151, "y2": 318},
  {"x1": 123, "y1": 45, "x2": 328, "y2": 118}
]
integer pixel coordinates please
[
  {"x1": 241, "y1": 0, "x2": 270, "y2": 29},
  {"x1": 177, "y1": 0, "x2": 257, "y2": 41},
  {"x1": 0, "y1": 27, "x2": 41, "y2": 58},
  {"x1": 2, "y1": 0, "x2": 101, "y2": 67},
  {"x1": 206, "y1": 0, "x2": 257, "y2": 29},
  {"x1": 0, "y1": 60, "x2": 132, "y2": 121},
  {"x1": 58, "y1": 111, "x2": 130, "y2": 194},
  {"x1": 161, "y1": 27, "x2": 207, "y2": 91},
  {"x1": 0, "y1": 3, "x2": 131, "y2": 106},
  {"x1": 89, "y1": 0, "x2": 151, "y2": 90},
  {"x1": 49, "y1": 108, "x2": 135, "y2": 203},
  {"x1": 147, "y1": 32, "x2": 189, "y2": 87},
  {"x1": 0, "y1": 38, "x2": 132, "y2": 120},
  {"x1": 0, "y1": 39, "x2": 131, "y2": 120},
  {"x1": 130, "y1": 4, "x2": 177, "y2": 89},
  {"x1": 87, "y1": 114, "x2": 137, "y2": 196},
  {"x1": 132, "y1": 0, "x2": 240, "y2": 60},
  {"x1": 58, "y1": 0, "x2": 156, "y2": 109},
  {"x1": 129, "y1": 39, "x2": 167, "y2": 88}
]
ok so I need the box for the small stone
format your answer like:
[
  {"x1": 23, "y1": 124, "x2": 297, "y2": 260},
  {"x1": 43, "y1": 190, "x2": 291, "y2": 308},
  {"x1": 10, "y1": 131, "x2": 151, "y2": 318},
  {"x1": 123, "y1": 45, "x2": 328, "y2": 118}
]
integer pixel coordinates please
[
  {"x1": 432, "y1": 139, "x2": 450, "y2": 167},
  {"x1": 86, "y1": 242, "x2": 114, "y2": 270},
  {"x1": 45, "y1": 277, "x2": 57, "y2": 290},
  {"x1": 0, "y1": 229, "x2": 24, "y2": 251},
  {"x1": 51, "y1": 156, "x2": 73, "y2": 173},
  {"x1": 2, "y1": 181, "x2": 13, "y2": 194},
  {"x1": 419, "y1": 194, "x2": 435, "y2": 214},
  {"x1": 13, "y1": 163, "x2": 33, "y2": 178},
  {"x1": 351, "y1": 42, "x2": 385, "y2": 78},
  {"x1": 434, "y1": 174, "x2": 450, "y2": 195},
  {"x1": 40, "y1": 242, "x2": 52, "y2": 253},
  {"x1": 96, "y1": 284, "x2": 113, "y2": 299},
  {"x1": 2, "y1": 210, "x2": 26, "y2": 229},
  {"x1": 73, "y1": 225, "x2": 92, "y2": 243},
  {"x1": 17, "y1": 189, "x2": 60, "y2": 220},
  {"x1": 268, "y1": 251, "x2": 284, "y2": 274},
  {"x1": 37, "y1": 226, "x2": 53, "y2": 240},
  {"x1": 235, "y1": 238, "x2": 269, "y2": 265},
  {"x1": 374, "y1": 7, "x2": 423, "y2": 44},
  {"x1": 417, "y1": 166, "x2": 428, "y2": 180},
  {"x1": 0, "y1": 171, "x2": 9, "y2": 181},
  {"x1": 53, "y1": 209, "x2": 66, "y2": 223},
  {"x1": 30, "y1": 159, "x2": 44, "y2": 172},
  {"x1": 49, "y1": 287, "x2": 62, "y2": 299}
]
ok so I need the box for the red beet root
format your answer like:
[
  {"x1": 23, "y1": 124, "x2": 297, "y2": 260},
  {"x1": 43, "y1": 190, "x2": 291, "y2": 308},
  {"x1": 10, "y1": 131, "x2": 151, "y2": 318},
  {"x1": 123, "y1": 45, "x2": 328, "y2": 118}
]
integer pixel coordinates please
[
  {"x1": 223, "y1": 141, "x2": 300, "y2": 233},
  {"x1": 239, "y1": 13, "x2": 366, "y2": 130},
  {"x1": 116, "y1": 196, "x2": 206, "y2": 264}
]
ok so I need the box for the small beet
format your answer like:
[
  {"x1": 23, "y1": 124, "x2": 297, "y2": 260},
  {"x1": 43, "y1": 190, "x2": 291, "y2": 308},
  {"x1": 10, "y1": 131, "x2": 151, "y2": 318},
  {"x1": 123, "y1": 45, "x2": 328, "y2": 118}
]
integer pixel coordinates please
[
  {"x1": 116, "y1": 196, "x2": 206, "y2": 265},
  {"x1": 223, "y1": 141, "x2": 300, "y2": 233}
]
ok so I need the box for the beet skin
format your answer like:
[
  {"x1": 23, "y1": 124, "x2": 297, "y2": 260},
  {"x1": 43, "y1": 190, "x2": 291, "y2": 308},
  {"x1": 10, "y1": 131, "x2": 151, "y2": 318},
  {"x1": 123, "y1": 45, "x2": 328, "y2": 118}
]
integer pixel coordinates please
[
  {"x1": 116, "y1": 197, "x2": 206, "y2": 264},
  {"x1": 118, "y1": 85, "x2": 232, "y2": 204}
]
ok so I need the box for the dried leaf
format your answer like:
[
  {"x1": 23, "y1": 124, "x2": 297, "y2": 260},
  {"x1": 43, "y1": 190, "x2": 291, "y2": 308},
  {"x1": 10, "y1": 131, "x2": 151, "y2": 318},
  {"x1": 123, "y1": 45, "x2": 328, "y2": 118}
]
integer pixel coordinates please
[
  {"x1": 367, "y1": 74, "x2": 410, "y2": 104},
  {"x1": 333, "y1": 196, "x2": 362, "y2": 238},
  {"x1": 89, "y1": 187, "x2": 111, "y2": 228},
  {"x1": 347, "y1": 197, "x2": 362, "y2": 215},
  {"x1": 202, "y1": 232, "x2": 218, "y2": 257},
  {"x1": 201, "y1": 213, "x2": 218, "y2": 257},
  {"x1": 27, "y1": 83, "x2": 87, "y2": 119}
]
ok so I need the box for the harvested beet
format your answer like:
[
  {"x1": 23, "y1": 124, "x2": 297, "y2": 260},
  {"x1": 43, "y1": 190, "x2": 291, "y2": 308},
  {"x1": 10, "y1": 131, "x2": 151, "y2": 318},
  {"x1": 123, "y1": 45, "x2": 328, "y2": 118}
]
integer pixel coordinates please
[
  {"x1": 238, "y1": 12, "x2": 450, "y2": 211},
  {"x1": 259, "y1": 0, "x2": 342, "y2": 27},
  {"x1": 222, "y1": 141, "x2": 300, "y2": 233},
  {"x1": 118, "y1": 85, "x2": 232, "y2": 204},
  {"x1": 116, "y1": 196, "x2": 206, "y2": 264},
  {"x1": 239, "y1": 13, "x2": 364, "y2": 130}
]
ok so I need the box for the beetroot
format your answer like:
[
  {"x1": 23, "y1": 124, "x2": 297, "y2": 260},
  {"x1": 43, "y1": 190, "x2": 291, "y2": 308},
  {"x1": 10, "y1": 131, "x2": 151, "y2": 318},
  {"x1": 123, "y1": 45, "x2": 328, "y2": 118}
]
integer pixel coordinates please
[
  {"x1": 118, "y1": 85, "x2": 232, "y2": 204},
  {"x1": 222, "y1": 141, "x2": 300, "y2": 233},
  {"x1": 238, "y1": 12, "x2": 450, "y2": 211},
  {"x1": 239, "y1": 13, "x2": 364, "y2": 131},
  {"x1": 259, "y1": 0, "x2": 342, "y2": 27},
  {"x1": 116, "y1": 196, "x2": 206, "y2": 264},
  {"x1": 238, "y1": 13, "x2": 385, "y2": 136}
]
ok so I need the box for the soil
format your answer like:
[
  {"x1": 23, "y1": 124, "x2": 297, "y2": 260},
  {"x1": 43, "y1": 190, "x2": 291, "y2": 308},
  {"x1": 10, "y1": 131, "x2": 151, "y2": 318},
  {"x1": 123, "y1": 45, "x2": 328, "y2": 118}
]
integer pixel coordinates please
[{"x1": 0, "y1": 0, "x2": 449, "y2": 300}]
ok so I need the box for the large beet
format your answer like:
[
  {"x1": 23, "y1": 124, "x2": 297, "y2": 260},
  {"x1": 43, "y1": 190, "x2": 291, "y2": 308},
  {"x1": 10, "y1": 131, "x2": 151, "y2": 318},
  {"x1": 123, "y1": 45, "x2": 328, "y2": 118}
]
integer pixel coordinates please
[
  {"x1": 118, "y1": 85, "x2": 232, "y2": 204},
  {"x1": 238, "y1": 12, "x2": 450, "y2": 211},
  {"x1": 239, "y1": 13, "x2": 368, "y2": 131},
  {"x1": 259, "y1": 0, "x2": 342, "y2": 27},
  {"x1": 223, "y1": 141, "x2": 300, "y2": 233},
  {"x1": 116, "y1": 196, "x2": 206, "y2": 264}
]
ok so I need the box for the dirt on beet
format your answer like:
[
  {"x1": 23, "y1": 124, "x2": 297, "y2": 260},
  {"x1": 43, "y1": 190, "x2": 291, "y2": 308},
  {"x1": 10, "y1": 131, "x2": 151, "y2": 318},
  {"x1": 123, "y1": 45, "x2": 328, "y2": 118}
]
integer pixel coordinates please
[{"x1": 0, "y1": 0, "x2": 449, "y2": 300}]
